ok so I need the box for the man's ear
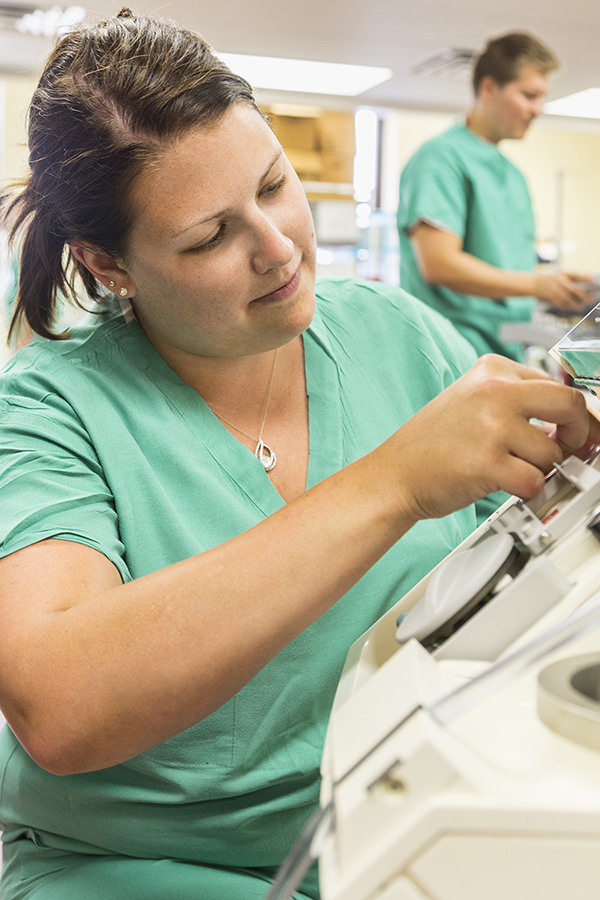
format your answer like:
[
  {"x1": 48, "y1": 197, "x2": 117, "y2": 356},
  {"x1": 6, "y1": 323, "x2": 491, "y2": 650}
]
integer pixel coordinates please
[
  {"x1": 477, "y1": 74, "x2": 500, "y2": 102},
  {"x1": 70, "y1": 243, "x2": 137, "y2": 298}
]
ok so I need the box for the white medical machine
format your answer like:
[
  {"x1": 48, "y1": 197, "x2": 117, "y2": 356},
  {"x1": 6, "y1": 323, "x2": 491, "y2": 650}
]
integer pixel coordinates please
[{"x1": 266, "y1": 305, "x2": 600, "y2": 900}]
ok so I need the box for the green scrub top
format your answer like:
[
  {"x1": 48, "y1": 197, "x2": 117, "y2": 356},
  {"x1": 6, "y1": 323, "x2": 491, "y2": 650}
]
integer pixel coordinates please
[
  {"x1": 398, "y1": 121, "x2": 537, "y2": 361},
  {"x1": 0, "y1": 278, "x2": 479, "y2": 899}
]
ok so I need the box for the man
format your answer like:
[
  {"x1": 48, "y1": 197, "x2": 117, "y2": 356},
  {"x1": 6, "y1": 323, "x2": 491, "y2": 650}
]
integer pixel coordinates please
[{"x1": 397, "y1": 32, "x2": 590, "y2": 361}]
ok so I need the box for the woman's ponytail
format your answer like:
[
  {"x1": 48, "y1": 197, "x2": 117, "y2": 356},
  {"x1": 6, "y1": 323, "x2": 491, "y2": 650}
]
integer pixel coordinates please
[{"x1": 3, "y1": 185, "x2": 73, "y2": 342}]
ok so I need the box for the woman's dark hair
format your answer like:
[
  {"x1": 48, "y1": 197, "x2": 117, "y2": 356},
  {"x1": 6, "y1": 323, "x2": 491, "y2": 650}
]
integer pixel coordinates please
[
  {"x1": 1, "y1": 8, "x2": 261, "y2": 340},
  {"x1": 472, "y1": 32, "x2": 559, "y2": 95}
]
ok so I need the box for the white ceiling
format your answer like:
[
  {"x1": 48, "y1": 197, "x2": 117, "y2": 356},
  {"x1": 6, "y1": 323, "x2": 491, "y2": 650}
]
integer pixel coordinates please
[{"x1": 1, "y1": 0, "x2": 600, "y2": 112}]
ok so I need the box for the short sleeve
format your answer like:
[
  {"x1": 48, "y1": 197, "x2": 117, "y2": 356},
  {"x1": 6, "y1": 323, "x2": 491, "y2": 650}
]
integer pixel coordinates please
[
  {"x1": 0, "y1": 394, "x2": 132, "y2": 582},
  {"x1": 398, "y1": 143, "x2": 468, "y2": 240}
]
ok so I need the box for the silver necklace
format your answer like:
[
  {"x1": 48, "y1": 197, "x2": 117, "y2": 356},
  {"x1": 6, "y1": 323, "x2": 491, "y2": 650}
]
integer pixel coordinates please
[{"x1": 213, "y1": 349, "x2": 278, "y2": 473}]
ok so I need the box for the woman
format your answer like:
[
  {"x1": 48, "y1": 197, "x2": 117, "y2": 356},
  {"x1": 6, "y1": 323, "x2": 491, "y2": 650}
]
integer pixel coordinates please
[{"x1": 0, "y1": 10, "x2": 595, "y2": 900}]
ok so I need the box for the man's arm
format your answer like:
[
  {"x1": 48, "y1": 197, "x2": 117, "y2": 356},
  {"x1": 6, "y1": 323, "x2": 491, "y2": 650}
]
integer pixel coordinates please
[{"x1": 410, "y1": 222, "x2": 590, "y2": 311}]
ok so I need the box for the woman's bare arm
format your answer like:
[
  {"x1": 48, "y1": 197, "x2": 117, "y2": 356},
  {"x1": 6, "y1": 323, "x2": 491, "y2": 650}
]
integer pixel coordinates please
[{"x1": 0, "y1": 355, "x2": 596, "y2": 775}]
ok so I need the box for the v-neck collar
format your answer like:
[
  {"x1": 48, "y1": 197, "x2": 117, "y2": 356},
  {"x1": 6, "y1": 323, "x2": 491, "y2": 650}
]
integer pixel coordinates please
[
  {"x1": 113, "y1": 301, "x2": 343, "y2": 517},
  {"x1": 303, "y1": 302, "x2": 344, "y2": 489}
]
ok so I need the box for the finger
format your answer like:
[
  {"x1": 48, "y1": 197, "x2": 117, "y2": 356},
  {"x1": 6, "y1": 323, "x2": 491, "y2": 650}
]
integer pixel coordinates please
[
  {"x1": 514, "y1": 381, "x2": 589, "y2": 454},
  {"x1": 587, "y1": 408, "x2": 600, "y2": 444},
  {"x1": 517, "y1": 379, "x2": 585, "y2": 422},
  {"x1": 554, "y1": 411, "x2": 592, "y2": 455},
  {"x1": 493, "y1": 453, "x2": 548, "y2": 500},
  {"x1": 563, "y1": 277, "x2": 593, "y2": 304},
  {"x1": 555, "y1": 287, "x2": 587, "y2": 309},
  {"x1": 565, "y1": 272, "x2": 594, "y2": 284},
  {"x1": 572, "y1": 287, "x2": 592, "y2": 305},
  {"x1": 507, "y1": 416, "x2": 564, "y2": 473},
  {"x1": 547, "y1": 409, "x2": 600, "y2": 459}
]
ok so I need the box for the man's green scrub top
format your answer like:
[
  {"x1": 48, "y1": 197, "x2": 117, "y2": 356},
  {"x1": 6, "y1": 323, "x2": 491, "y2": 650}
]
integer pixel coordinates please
[
  {"x1": 0, "y1": 279, "x2": 479, "y2": 900},
  {"x1": 398, "y1": 121, "x2": 537, "y2": 361}
]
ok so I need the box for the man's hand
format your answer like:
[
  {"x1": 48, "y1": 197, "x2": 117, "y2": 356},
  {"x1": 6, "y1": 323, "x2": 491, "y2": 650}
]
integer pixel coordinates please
[{"x1": 533, "y1": 271, "x2": 593, "y2": 311}]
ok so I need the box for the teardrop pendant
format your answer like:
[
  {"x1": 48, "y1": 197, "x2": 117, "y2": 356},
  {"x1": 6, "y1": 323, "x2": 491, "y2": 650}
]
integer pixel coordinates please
[{"x1": 255, "y1": 439, "x2": 277, "y2": 473}]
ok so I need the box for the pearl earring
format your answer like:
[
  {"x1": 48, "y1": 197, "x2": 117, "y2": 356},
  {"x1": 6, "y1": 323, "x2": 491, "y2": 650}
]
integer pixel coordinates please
[{"x1": 119, "y1": 287, "x2": 128, "y2": 297}]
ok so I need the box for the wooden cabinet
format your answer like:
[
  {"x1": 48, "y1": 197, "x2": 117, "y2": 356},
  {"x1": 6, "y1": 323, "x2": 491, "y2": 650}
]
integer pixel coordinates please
[{"x1": 262, "y1": 105, "x2": 355, "y2": 201}]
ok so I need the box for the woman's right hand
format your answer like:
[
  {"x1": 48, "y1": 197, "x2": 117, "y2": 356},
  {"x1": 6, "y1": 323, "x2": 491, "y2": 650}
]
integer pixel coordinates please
[{"x1": 380, "y1": 353, "x2": 598, "y2": 524}]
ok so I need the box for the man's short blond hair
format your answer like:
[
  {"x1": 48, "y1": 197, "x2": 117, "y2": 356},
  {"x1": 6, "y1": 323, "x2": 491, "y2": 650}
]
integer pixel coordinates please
[{"x1": 473, "y1": 32, "x2": 559, "y2": 94}]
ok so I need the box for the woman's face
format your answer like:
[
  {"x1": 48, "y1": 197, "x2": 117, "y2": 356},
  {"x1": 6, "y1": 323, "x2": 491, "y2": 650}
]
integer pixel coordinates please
[{"x1": 123, "y1": 103, "x2": 317, "y2": 359}]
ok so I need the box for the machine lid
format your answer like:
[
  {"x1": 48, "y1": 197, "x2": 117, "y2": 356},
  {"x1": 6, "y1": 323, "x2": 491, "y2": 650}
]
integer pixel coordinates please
[{"x1": 396, "y1": 532, "x2": 519, "y2": 647}]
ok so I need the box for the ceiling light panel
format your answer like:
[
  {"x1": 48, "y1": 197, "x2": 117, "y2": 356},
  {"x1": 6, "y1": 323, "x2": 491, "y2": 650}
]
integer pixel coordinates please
[
  {"x1": 545, "y1": 88, "x2": 600, "y2": 119},
  {"x1": 14, "y1": 4, "x2": 85, "y2": 37},
  {"x1": 217, "y1": 52, "x2": 393, "y2": 97}
]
